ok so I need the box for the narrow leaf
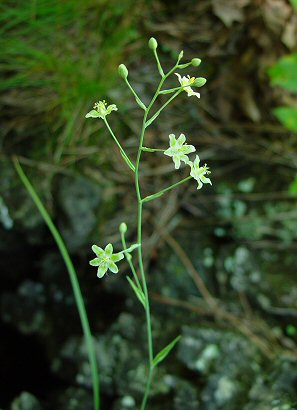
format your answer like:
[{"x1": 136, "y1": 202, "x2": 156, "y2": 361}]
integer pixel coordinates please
[
  {"x1": 152, "y1": 335, "x2": 181, "y2": 368},
  {"x1": 142, "y1": 191, "x2": 164, "y2": 203},
  {"x1": 126, "y1": 276, "x2": 146, "y2": 308}
]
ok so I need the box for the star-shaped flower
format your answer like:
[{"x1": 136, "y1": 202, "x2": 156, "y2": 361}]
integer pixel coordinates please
[
  {"x1": 164, "y1": 134, "x2": 196, "y2": 169},
  {"x1": 90, "y1": 243, "x2": 124, "y2": 278},
  {"x1": 189, "y1": 155, "x2": 212, "y2": 190},
  {"x1": 85, "y1": 100, "x2": 118, "y2": 120},
  {"x1": 175, "y1": 73, "x2": 200, "y2": 98}
]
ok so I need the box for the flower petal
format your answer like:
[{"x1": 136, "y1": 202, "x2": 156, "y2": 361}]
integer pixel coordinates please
[
  {"x1": 164, "y1": 147, "x2": 173, "y2": 157},
  {"x1": 92, "y1": 245, "x2": 104, "y2": 256},
  {"x1": 108, "y1": 261, "x2": 119, "y2": 274},
  {"x1": 85, "y1": 110, "x2": 100, "y2": 118},
  {"x1": 181, "y1": 144, "x2": 196, "y2": 155},
  {"x1": 105, "y1": 243, "x2": 113, "y2": 256},
  {"x1": 180, "y1": 154, "x2": 190, "y2": 164},
  {"x1": 177, "y1": 134, "x2": 186, "y2": 145},
  {"x1": 201, "y1": 176, "x2": 212, "y2": 185},
  {"x1": 89, "y1": 257, "x2": 101, "y2": 266},
  {"x1": 169, "y1": 134, "x2": 176, "y2": 147},
  {"x1": 106, "y1": 104, "x2": 118, "y2": 114},
  {"x1": 186, "y1": 88, "x2": 200, "y2": 98},
  {"x1": 175, "y1": 73, "x2": 182, "y2": 85},
  {"x1": 97, "y1": 263, "x2": 108, "y2": 278},
  {"x1": 111, "y1": 252, "x2": 124, "y2": 262},
  {"x1": 194, "y1": 155, "x2": 200, "y2": 167},
  {"x1": 173, "y1": 155, "x2": 181, "y2": 169},
  {"x1": 196, "y1": 180, "x2": 203, "y2": 190}
]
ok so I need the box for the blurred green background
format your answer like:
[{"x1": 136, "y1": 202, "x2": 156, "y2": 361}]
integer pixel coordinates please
[{"x1": 1, "y1": 1, "x2": 297, "y2": 409}]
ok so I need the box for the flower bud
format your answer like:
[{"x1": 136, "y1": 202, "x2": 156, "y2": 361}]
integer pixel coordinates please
[
  {"x1": 191, "y1": 58, "x2": 201, "y2": 67},
  {"x1": 118, "y1": 64, "x2": 129, "y2": 79},
  {"x1": 119, "y1": 222, "x2": 127, "y2": 234},
  {"x1": 148, "y1": 37, "x2": 158, "y2": 50},
  {"x1": 178, "y1": 50, "x2": 184, "y2": 60},
  {"x1": 193, "y1": 77, "x2": 207, "y2": 87}
]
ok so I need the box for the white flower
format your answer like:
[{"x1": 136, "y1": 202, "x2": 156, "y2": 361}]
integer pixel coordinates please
[
  {"x1": 85, "y1": 100, "x2": 118, "y2": 120},
  {"x1": 89, "y1": 243, "x2": 124, "y2": 278},
  {"x1": 189, "y1": 155, "x2": 212, "y2": 189},
  {"x1": 164, "y1": 133, "x2": 196, "y2": 169},
  {"x1": 175, "y1": 73, "x2": 200, "y2": 98}
]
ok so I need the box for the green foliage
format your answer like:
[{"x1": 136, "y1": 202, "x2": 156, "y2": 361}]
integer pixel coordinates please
[
  {"x1": 268, "y1": 35, "x2": 297, "y2": 154},
  {"x1": 268, "y1": 54, "x2": 297, "y2": 92},
  {"x1": 273, "y1": 107, "x2": 297, "y2": 133},
  {"x1": 152, "y1": 335, "x2": 181, "y2": 368},
  {"x1": 1, "y1": 0, "x2": 142, "y2": 163},
  {"x1": 289, "y1": 0, "x2": 297, "y2": 10}
]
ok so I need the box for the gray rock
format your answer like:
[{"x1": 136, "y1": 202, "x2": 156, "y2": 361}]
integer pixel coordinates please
[
  {"x1": 10, "y1": 392, "x2": 42, "y2": 410},
  {"x1": 177, "y1": 326, "x2": 260, "y2": 410},
  {"x1": 57, "y1": 175, "x2": 102, "y2": 250}
]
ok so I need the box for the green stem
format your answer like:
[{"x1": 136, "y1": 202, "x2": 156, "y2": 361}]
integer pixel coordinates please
[
  {"x1": 141, "y1": 147, "x2": 165, "y2": 153},
  {"x1": 136, "y1": 70, "x2": 172, "y2": 410},
  {"x1": 13, "y1": 157, "x2": 100, "y2": 410},
  {"x1": 159, "y1": 87, "x2": 181, "y2": 95},
  {"x1": 142, "y1": 176, "x2": 192, "y2": 203},
  {"x1": 121, "y1": 231, "x2": 143, "y2": 291},
  {"x1": 104, "y1": 118, "x2": 135, "y2": 172},
  {"x1": 145, "y1": 90, "x2": 181, "y2": 128},
  {"x1": 135, "y1": 113, "x2": 154, "y2": 410},
  {"x1": 124, "y1": 78, "x2": 147, "y2": 110},
  {"x1": 153, "y1": 48, "x2": 165, "y2": 77}
]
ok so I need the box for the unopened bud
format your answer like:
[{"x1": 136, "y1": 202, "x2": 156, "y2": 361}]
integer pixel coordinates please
[
  {"x1": 193, "y1": 77, "x2": 207, "y2": 87},
  {"x1": 119, "y1": 222, "x2": 128, "y2": 234},
  {"x1": 191, "y1": 58, "x2": 201, "y2": 67},
  {"x1": 178, "y1": 50, "x2": 184, "y2": 60},
  {"x1": 118, "y1": 64, "x2": 129, "y2": 79},
  {"x1": 148, "y1": 37, "x2": 158, "y2": 50}
]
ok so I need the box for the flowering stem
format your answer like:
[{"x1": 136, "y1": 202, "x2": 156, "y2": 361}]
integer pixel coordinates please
[
  {"x1": 103, "y1": 118, "x2": 135, "y2": 172},
  {"x1": 142, "y1": 175, "x2": 192, "y2": 203},
  {"x1": 136, "y1": 64, "x2": 182, "y2": 410}
]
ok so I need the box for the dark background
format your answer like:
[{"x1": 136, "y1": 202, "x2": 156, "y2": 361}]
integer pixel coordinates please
[{"x1": 1, "y1": 0, "x2": 297, "y2": 409}]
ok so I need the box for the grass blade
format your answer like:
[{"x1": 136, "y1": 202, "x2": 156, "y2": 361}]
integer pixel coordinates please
[{"x1": 13, "y1": 157, "x2": 100, "y2": 410}]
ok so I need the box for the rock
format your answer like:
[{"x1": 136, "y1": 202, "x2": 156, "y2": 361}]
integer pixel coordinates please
[
  {"x1": 54, "y1": 387, "x2": 93, "y2": 410},
  {"x1": 10, "y1": 392, "x2": 42, "y2": 410},
  {"x1": 243, "y1": 358, "x2": 297, "y2": 409},
  {"x1": 57, "y1": 175, "x2": 102, "y2": 251},
  {"x1": 177, "y1": 326, "x2": 260, "y2": 409},
  {"x1": 1, "y1": 280, "x2": 49, "y2": 335}
]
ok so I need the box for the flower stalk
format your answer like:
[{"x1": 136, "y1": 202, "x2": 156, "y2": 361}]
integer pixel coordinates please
[{"x1": 86, "y1": 37, "x2": 209, "y2": 410}]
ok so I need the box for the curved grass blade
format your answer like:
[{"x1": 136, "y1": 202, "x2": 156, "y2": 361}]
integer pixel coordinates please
[{"x1": 13, "y1": 157, "x2": 100, "y2": 410}]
